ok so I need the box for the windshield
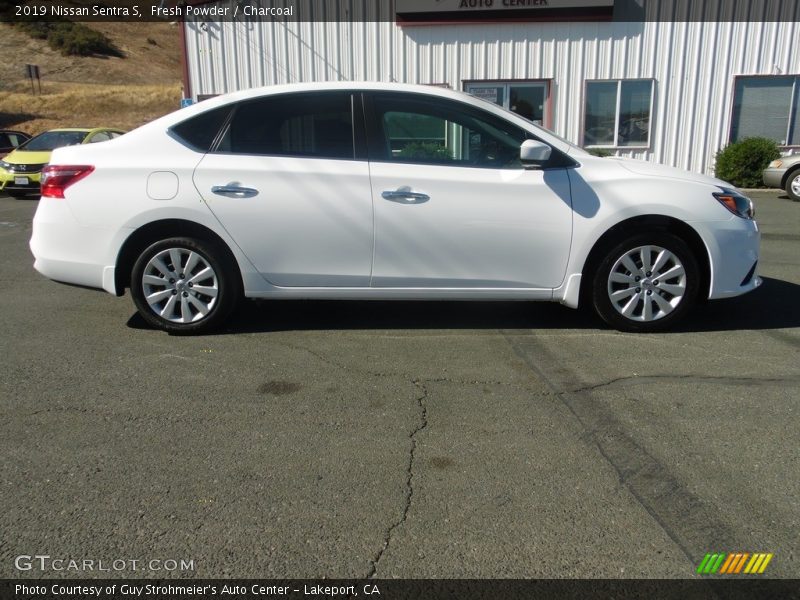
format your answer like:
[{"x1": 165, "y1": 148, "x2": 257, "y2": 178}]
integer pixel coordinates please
[{"x1": 20, "y1": 131, "x2": 87, "y2": 152}]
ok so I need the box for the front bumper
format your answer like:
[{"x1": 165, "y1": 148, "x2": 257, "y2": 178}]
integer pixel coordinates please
[
  {"x1": 0, "y1": 169, "x2": 42, "y2": 192},
  {"x1": 694, "y1": 217, "x2": 761, "y2": 300},
  {"x1": 762, "y1": 168, "x2": 785, "y2": 189}
]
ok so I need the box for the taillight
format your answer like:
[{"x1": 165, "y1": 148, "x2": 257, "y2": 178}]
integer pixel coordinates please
[{"x1": 40, "y1": 165, "x2": 94, "y2": 199}]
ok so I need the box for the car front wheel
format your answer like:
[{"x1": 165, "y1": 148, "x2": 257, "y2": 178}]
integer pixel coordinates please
[
  {"x1": 592, "y1": 232, "x2": 700, "y2": 332},
  {"x1": 130, "y1": 237, "x2": 240, "y2": 334},
  {"x1": 786, "y1": 170, "x2": 800, "y2": 202}
]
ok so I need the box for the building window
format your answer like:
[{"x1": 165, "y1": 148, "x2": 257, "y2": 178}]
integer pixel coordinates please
[
  {"x1": 465, "y1": 81, "x2": 551, "y2": 128},
  {"x1": 583, "y1": 80, "x2": 654, "y2": 148},
  {"x1": 731, "y1": 76, "x2": 800, "y2": 146}
]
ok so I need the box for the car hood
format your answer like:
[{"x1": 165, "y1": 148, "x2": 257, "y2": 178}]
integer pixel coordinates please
[
  {"x1": 610, "y1": 157, "x2": 731, "y2": 189},
  {"x1": 3, "y1": 150, "x2": 52, "y2": 165}
]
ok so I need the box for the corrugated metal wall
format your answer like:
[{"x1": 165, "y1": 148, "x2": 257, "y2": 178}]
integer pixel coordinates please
[{"x1": 184, "y1": 12, "x2": 799, "y2": 174}]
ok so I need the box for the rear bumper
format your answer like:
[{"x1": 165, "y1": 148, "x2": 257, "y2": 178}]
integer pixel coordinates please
[{"x1": 30, "y1": 197, "x2": 129, "y2": 295}]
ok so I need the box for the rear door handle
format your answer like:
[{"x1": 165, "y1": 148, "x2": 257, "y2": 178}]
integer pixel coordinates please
[
  {"x1": 211, "y1": 185, "x2": 259, "y2": 198},
  {"x1": 381, "y1": 190, "x2": 430, "y2": 203}
]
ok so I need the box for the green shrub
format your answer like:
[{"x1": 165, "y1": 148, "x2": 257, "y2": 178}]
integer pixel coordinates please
[
  {"x1": 12, "y1": 21, "x2": 123, "y2": 58},
  {"x1": 15, "y1": 21, "x2": 51, "y2": 39},
  {"x1": 586, "y1": 148, "x2": 613, "y2": 157},
  {"x1": 397, "y1": 142, "x2": 452, "y2": 161},
  {"x1": 714, "y1": 137, "x2": 781, "y2": 188}
]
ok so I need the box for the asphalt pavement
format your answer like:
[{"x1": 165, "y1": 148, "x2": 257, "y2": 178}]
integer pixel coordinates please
[{"x1": 0, "y1": 190, "x2": 798, "y2": 579}]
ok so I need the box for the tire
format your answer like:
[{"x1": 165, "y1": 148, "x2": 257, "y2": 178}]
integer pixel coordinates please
[
  {"x1": 786, "y1": 169, "x2": 800, "y2": 202},
  {"x1": 592, "y1": 232, "x2": 700, "y2": 333},
  {"x1": 130, "y1": 237, "x2": 241, "y2": 334}
]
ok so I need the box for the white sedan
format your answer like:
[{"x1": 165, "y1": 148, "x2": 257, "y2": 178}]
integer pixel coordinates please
[{"x1": 30, "y1": 82, "x2": 760, "y2": 334}]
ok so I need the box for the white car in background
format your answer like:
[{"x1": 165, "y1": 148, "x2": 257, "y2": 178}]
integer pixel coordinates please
[{"x1": 30, "y1": 82, "x2": 760, "y2": 334}]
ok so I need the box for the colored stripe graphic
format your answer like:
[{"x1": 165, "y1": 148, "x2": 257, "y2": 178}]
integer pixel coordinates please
[
  {"x1": 711, "y1": 553, "x2": 725, "y2": 573},
  {"x1": 697, "y1": 554, "x2": 712, "y2": 574},
  {"x1": 700, "y1": 552, "x2": 774, "y2": 575},
  {"x1": 719, "y1": 553, "x2": 736, "y2": 574},
  {"x1": 734, "y1": 553, "x2": 750, "y2": 573},
  {"x1": 758, "y1": 554, "x2": 774, "y2": 574}
]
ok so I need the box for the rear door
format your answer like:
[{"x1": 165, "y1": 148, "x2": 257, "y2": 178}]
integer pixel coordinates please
[{"x1": 192, "y1": 91, "x2": 374, "y2": 287}]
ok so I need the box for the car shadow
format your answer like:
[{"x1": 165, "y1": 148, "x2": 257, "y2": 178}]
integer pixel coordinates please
[
  {"x1": 676, "y1": 277, "x2": 800, "y2": 333},
  {"x1": 126, "y1": 277, "x2": 800, "y2": 335}
]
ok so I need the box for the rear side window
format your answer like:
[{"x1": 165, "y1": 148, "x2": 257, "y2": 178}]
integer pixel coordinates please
[
  {"x1": 216, "y1": 92, "x2": 355, "y2": 160},
  {"x1": 171, "y1": 106, "x2": 231, "y2": 152}
]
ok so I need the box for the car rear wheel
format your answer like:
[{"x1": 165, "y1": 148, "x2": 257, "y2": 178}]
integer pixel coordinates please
[
  {"x1": 592, "y1": 232, "x2": 700, "y2": 332},
  {"x1": 786, "y1": 169, "x2": 800, "y2": 202},
  {"x1": 131, "y1": 237, "x2": 241, "y2": 334}
]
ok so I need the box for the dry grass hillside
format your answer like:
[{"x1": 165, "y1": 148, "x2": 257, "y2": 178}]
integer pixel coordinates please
[{"x1": 0, "y1": 22, "x2": 183, "y2": 135}]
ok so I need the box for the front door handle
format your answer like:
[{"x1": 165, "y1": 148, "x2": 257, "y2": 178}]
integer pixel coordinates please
[
  {"x1": 381, "y1": 189, "x2": 430, "y2": 204},
  {"x1": 211, "y1": 185, "x2": 259, "y2": 198}
]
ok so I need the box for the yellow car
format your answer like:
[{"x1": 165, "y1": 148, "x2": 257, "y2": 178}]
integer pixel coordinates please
[{"x1": 0, "y1": 127, "x2": 125, "y2": 198}]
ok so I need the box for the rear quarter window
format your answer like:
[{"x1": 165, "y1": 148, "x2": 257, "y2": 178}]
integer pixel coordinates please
[{"x1": 170, "y1": 106, "x2": 232, "y2": 152}]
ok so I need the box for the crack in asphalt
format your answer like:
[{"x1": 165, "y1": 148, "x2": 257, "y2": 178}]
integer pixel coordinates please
[
  {"x1": 501, "y1": 332, "x2": 745, "y2": 570},
  {"x1": 366, "y1": 379, "x2": 428, "y2": 579},
  {"x1": 273, "y1": 340, "x2": 800, "y2": 578},
  {"x1": 280, "y1": 341, "x2": 540, "y2": 391}
]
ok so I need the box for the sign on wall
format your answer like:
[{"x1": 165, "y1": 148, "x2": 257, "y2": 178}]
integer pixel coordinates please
[{"x1": 396, "y1": 0, "x2": 616, "y2": 21}]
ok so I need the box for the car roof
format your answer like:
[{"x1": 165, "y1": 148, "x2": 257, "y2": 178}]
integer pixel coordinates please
[{"x1": 194, "y1": 81, "x2": 476, "y2": 108}]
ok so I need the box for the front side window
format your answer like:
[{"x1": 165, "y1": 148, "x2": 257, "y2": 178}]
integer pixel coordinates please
[
  {"x1": 217, "y1": 92, "x2": 355, "y2": 160},
  {"x1": 372, "y1": 94, "x2": 527, "y2": 169},
  {"x1": 731, "y1": 76, "x2": 799, "y2": 146},
  {"x1": 584, "y1": 80, "x2": 654, "y2": 148}
]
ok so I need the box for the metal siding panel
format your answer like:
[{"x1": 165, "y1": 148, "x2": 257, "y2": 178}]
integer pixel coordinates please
[{"x1": 184, "y1": 0, "x2": 798, "y2": 174}]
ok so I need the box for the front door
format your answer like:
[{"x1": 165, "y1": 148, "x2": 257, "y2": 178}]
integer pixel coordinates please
[{"x1": 365, "y1": 92, "x2": 573, "y2": 289}]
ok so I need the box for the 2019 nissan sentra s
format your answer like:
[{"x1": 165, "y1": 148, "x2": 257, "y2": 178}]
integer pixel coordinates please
[{"x1": 30, "y1": 82, "x2": 761, "y2": 334}]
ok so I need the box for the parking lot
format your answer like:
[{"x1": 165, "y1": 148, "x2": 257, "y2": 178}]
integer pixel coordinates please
[{"x1": 0, "y1": 190, "x2": 798, "y2": 579}]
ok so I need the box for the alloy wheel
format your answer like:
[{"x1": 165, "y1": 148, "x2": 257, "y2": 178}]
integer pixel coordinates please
[
  {"x1": 141, "y1": 247, "x2": 219, "y2": 323},
  {"x1": 606, "y1": 245, "x2": 687, "y2": 323}
]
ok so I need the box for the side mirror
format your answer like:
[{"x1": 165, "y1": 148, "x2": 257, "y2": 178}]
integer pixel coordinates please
[{"x1": 520, "y1": 139, "x2": 552, "y2": 169}]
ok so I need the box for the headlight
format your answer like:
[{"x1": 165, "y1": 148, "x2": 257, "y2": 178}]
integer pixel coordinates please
[
  {"x1": 768, "y1": 160, "x2": 783, "y2": 168},
  {"x1": 713, "y1": 188, "x2": 754, "y2": 219},
  {"x1": 0, "y1": 160, "x2": 10, "y2": 171}
]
